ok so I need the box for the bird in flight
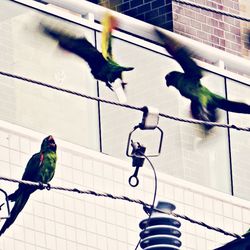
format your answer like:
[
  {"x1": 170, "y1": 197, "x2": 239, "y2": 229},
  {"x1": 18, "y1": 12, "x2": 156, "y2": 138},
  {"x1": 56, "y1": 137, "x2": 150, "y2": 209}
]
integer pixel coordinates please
[
  {"x1": 155, "y1": 28, "x2": 250, "y2": 132},
  {"x1": 41, "y1": 13, "x2": 134, "y2": 102}
]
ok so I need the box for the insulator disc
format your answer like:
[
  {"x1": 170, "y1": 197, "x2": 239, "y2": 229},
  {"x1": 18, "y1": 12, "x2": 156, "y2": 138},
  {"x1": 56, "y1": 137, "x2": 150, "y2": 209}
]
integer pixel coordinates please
[
  {"x1": 139, "y1": 217, "x2": 181, "y2": 229},
  {"x1": 140, "y1": 226, "x2": 181, "y2": 239}
]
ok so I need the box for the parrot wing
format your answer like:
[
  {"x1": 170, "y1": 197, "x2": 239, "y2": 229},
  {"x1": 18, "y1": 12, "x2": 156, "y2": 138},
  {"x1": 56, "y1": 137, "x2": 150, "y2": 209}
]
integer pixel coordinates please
[
  {"x1": 214, "y1": 96, "x2": 250, "y2": 114},
  {"x1": 41, "y1": 24, "x2": 107, "y2": 74},
  {"x1": 8, "y1": 153, "x2": 41, "y2": 202},
  {"x1": 155, "y1": 28, "x2": 203, "y2": 82},
  {"x1": 21, "y1": 153, "x2": 42, "y2": 181}
]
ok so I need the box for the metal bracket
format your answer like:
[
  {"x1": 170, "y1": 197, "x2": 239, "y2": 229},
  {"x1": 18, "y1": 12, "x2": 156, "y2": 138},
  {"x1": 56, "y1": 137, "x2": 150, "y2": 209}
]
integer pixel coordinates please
[
  {"x1": 126, "y1": 125, "x2": 163, "y2": 158},
  {"x1": 139, "y1": 106, "x2": 159, "y2": 130},
  {"x1": 126, "y1": 107, "x2": 164, "y2": 187}
]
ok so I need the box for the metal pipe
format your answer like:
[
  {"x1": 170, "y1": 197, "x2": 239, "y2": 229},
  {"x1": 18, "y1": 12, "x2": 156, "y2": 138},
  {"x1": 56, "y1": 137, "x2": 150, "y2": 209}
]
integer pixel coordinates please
[{"x1": 41, "y1": 0, "x2": 250, "y2": 76}]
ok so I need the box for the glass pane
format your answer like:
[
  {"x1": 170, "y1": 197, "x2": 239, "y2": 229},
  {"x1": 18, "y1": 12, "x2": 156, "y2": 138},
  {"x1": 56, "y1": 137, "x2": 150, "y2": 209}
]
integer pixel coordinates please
[
  {"x1": 97, "y1": 32, "x2": 231, "y2": 193},
  {"x1": 226, "y1": 79, "x2": 250, "y2": 200},
  {"x1": 0, "y1": 0, "x2": 99, "y2": 150}
]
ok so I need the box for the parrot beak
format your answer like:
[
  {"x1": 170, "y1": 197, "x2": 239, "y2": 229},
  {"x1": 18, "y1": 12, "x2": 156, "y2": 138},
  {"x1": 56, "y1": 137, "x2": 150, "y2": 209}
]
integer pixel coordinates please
[
  {"x1": 48, "y1": 135, "x2": 54, "y2": 142},
  {"x1": 48, "y1": 136, "x2": 56, "y2": 149},
  {"x1": 165, "y1": 77, "x2": 170, "y2": 87}
]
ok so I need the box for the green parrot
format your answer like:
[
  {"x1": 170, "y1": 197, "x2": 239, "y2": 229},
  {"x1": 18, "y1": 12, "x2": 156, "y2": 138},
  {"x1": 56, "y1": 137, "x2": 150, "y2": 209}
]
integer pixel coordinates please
[
  {"x1": 155, "y1": 28, "x2": 250, "y2": 131},
  {"x1": 0, "y1": 135, "x2": 57, "y2": 236},
  {"x1": 40, "y1": 13, "x2": 134, "y2": 91}
]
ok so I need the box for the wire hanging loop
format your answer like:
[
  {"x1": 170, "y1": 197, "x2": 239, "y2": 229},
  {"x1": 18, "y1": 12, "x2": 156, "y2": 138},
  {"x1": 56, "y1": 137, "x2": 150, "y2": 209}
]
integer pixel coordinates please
[
  {"x1": 126, "y1": 106, "x2": 163, "y2": 187},
  {"x1": 0, "y1": 188, "x2": 11, "y2": 220}
]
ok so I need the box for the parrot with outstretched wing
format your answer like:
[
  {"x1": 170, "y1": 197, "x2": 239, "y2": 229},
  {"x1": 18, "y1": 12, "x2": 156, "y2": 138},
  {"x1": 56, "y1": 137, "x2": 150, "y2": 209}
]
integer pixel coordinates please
[
  {"x1": 41, "y1": 13, "x2": 134, "y2": 91},
  {"x1": 155, "y1": 28, "x2": 250, "y2": 132},
  {"x1": 0, "y1": 135, "x2": 57, "y2": 236}
]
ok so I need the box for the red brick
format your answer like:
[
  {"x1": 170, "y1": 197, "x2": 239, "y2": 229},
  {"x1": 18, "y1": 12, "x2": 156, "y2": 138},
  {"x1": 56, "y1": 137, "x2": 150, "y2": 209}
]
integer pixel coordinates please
[
  {"x1": 185, "y1": 26, "x2": 198, "y2": 36},
  {"x1": 214, "y1": 28, "x2": 224, "y2": 38},
  {"x1": 235, "y1": 35, "x2": 241, "y2": 44},
  {"x1": 176, "y1": 14, "x2": 191, "y2": 25},
  {"x1": 219, "y1": 38, "x2": 226, "y2": 47},
  {"x1": 211, "y1": 35, "x2": 220, "y2": 45},
  {"x1": 212, "y1": 13, "x2": 223, "y2": 21},
  {"x1": 184, "y1": 9, "x2": 196, "y2": 19},
  {"x1": 173, "y1": 13, "x2": 179, "y2": 21},
  {"x1": 223, "y1": 0, "x2": 235, "y2": 9},
  {"x1": 197, "y1": 30, "x2": 208, "y2": 40},
  {"x1": 190, "y1": 19, "x2": 202, "y2": 30},
  {"x1": 230, "y1": 42, "x2": 241, "y2": 52},
  {"x1": 174, "y1": 22, "x2": 186, "y2": 33},
  {"x1": 230, "y1": 25, "x2": 240, "y2": 36},
  {"x1": 233, "y1": 2, "x2": 239, "y2": 10},
  {"x1": 202, "y1": 24, "x2": 213, "y2": 33},
  {"x1": 225, "y1": 32, "x2": 236, "y2": 41},
  {"x1": 213, "y1": 44, "x2": 225, "y2": 50},
  {"x1": 196, "y1": 13, "x2": 206, "y2": 23},
  {"x1": 223, "y1": 16, "x2": 236, "y2": 25}
]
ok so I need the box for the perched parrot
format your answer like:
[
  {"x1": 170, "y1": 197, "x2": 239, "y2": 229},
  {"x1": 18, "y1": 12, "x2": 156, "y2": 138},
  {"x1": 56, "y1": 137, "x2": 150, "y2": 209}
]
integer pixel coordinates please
[
  {"x1": 40, "y1": 13, "x2": 134, "y2": 91},
  {"x1": 155, "y1": 28, "x2": 250, "y2": 131},
  {"x1": 0, "y1": 135, "x2": 57, "y2": 236}
]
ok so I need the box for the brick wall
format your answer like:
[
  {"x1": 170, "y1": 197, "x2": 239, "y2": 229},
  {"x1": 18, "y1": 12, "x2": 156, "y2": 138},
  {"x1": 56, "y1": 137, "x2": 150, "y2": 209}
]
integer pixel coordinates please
[
  {"x1": 100, "y1": 0, "x2": 173, "y2": 30},
  {"x1": 98, "y1": 0, "x2": 249, "y2": 58},
  {"x1": 172, "y1": 0, "x2": 242, "y2": 56}
]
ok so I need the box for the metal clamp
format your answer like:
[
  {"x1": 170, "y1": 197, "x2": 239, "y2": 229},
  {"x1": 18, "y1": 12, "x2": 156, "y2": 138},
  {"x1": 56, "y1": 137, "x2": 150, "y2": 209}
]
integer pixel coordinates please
[
  {"x1": 128, "y1": 141, "x2": 146, "y2": 187},
  {"x1": 139, "y1": 106, "x2": 159, "y2": 130}
]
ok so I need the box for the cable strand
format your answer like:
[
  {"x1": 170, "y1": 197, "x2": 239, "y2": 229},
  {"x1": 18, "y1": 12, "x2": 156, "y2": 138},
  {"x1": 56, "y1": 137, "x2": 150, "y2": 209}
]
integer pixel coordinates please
[
  {"x1": 0, "y1": 175, "x2": 242, "y2": 239},
  {"x1": 134, "y1": 155, "x2": 158, "y2": 250},
  {"x1": 0, "y1": 70, "x2": 249, "y2": 132}
]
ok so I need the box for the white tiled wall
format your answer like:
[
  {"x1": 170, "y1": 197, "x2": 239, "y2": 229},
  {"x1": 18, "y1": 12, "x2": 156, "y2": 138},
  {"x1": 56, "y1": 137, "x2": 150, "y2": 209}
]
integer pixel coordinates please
[
  {"x1": 1, "y1": 0, "x2": 250, "y2": 201},
  {"x1": 0, "y1": 120, "x2": 249, "y2": 250}
]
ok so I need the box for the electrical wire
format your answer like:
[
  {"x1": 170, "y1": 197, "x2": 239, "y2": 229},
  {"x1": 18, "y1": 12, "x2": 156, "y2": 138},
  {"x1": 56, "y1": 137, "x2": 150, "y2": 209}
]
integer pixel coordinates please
[
  {"x1": 134, "y1": 155, "x2": 158, "y2": 250},
  {"x1": 173, "y1": 0, "x2": 250, "y2": 22},
  {"x1": 0, "y1": 175, "x2": 242, "y2": 239},
  {"x1": 0, "y1": 70, "x2": 249, "y2": 132}
]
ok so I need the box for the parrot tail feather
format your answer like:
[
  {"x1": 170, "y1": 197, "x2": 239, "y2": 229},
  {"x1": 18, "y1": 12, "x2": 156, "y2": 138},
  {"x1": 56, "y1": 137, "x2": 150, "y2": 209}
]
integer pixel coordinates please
[
  {"x1": 122, "y1": 66, "x2": 134, "y2": 72},
  {"x1": 0, "y1": 193, "x2": 30, "y2": 236},
  {"x1": 8, "y1": 189, "x2": 20, "y2": 202},
  {"x1": 216, "y1": 98, "x2": 250, "y2": 114}
]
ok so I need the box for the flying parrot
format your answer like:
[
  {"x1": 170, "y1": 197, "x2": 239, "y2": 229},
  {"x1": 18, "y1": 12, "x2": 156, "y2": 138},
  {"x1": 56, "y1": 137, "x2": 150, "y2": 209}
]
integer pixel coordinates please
[
  {"x1": 0, "y1": 135, "x2": 57, "y2": 236},
  {"x1": 40, "y1": 13, "x2": 134, "y2": 96},
  {"x1": 155, "y1": 28, "x2": 250, "y2": 132}
]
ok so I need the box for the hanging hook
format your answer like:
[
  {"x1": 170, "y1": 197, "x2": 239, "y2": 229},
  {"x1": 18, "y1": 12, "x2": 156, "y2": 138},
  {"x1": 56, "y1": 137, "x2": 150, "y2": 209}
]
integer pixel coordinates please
[{"x1": 128, "y1": 141, "x2": 146, "y2": 187}]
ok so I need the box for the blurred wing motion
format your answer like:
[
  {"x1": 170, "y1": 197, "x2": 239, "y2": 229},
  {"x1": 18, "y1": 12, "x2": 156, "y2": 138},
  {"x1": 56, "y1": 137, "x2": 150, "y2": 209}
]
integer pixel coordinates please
[
  {"x1": 41, "y1": 20, "x2": 134, "y2": 97},
  {"x1": 0, "y1": 136, "x2": 57, "y2": 236},
  {"x1": 101, "y1": 12, "x2": 117, "y2": 62},
  {"x1": 155, "y1": 28, "x2": 203, "y2": 82},
  {"x1": 155, "y1": 28, "x2": 250, "y2": 133},
  {"x1": 214, "y1": 97, "x2": 250, "y2": 114},
  {"x1": 41, "y1": 24, "x2": 107, "y2": 80}
]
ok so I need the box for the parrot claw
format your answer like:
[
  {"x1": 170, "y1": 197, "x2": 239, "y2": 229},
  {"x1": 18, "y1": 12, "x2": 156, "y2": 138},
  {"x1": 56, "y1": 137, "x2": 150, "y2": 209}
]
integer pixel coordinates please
[{"x1": 106, "y1": 82, "x2": 114, "y2": 91}]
